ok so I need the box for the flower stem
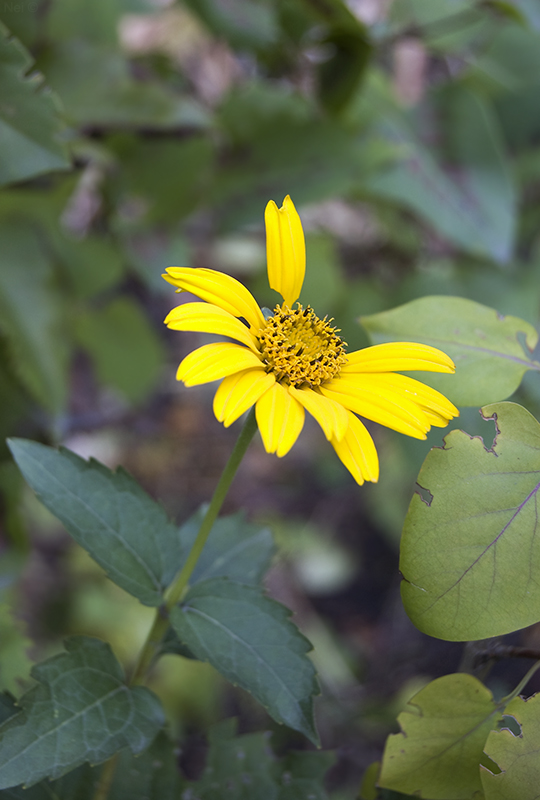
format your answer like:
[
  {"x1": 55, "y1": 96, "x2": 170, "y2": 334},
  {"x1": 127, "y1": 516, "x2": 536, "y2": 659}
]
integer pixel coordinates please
[
  {"x1": 92, "y1": 410, "x2": 258, "y2": 800},
  {"x1": 129, "y1": 407, "x2": 258, "y2": 685}
]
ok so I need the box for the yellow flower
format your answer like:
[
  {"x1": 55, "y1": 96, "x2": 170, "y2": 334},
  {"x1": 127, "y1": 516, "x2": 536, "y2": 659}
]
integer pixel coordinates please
[{"x1": 163, "y1": 196, "x2": 458, "y2": 485}]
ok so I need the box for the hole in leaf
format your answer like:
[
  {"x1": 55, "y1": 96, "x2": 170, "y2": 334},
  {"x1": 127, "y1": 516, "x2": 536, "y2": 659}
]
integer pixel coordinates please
[
  {"x1": 480, "y1": 751, "x2": 502, "y2": 775},
  {"x1": 500, "y1": 714, "x2": 522, "y2": 737},
  {"x1": 415, "y1": 483, "x2": 433, "y2": 506}
]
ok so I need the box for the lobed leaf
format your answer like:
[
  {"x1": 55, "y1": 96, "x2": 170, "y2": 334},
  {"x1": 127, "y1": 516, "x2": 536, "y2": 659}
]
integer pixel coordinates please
[
  {"x1": 0, "y1": 23, "x2": 70, "y2": 185},
  {"x1": 401, "y1": 402, "x2": 540, "y2": 641},
  {"x1": 361, "y1": 296, "x2": 539, "y2": 406},
  {"x1": 8, "y1": 439, "x2": 183, "y2": 606},
  {"x1": 170, "y1": 579, "x2": 320, "y2": 744},
  {"x1": 482, "y1": 693, "x2": 540, "y2": 799},
  {"x1": 379, "y1": 673, "x2": 503, "y2": 799},
  {"x1": 0, "y1": 637, "x2": 164, "y2": 789}
]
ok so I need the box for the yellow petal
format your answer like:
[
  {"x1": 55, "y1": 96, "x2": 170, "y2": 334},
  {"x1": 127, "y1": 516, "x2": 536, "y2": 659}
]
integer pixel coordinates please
[
  {"x1": 164, "y1": 302, "x2": 260, "y2": 352},
  {"x1": 214, "y1": 369, "x2": 276, "y2": 427},
  {"x1": 163, "y1": 267, "x2": 265, "y2": 331},
  {"x1": 359, "y1": 373, "x2": 459, "y2": 421},
  {"x1": 288, "y1": 385, "x2": 349, "y2": 441},
  {"x1": 255, "y1": 382, "x2": 305, "y2": 457},
  {"x1": 265, "y1": 195, "x2": 305, "y2": 307},
  {"x1": 331, "y1": 412, "x2": 379, "y2": 485},
  {"x1": 343, "y1": 342, "x2": 455, "y2": 374},
  {"x1": 177, "y1": 343, "x2": 264, "y2": 386},
  {"x1": 321, "y1": 377, "x2": 430, "y2": 439}
]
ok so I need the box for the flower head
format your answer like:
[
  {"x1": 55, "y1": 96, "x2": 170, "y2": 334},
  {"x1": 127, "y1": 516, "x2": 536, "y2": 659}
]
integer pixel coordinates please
[{"x1": 163, "y1": 196, "x2": 458, "y2": 484}]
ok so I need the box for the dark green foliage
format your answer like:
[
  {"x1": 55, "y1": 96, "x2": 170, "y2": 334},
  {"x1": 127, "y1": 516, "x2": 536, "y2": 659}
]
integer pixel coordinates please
[
  {"x1": 0, "y1": 637, "x2": 164, "y2": 789},
  {"x1": 171, "y1": 579, "x2": 320, "y2": 744}
]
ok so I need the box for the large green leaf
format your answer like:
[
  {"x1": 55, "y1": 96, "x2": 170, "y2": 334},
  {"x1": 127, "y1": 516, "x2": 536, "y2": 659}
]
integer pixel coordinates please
[
  {"x1": 379, "y1": 673, "x2": 503, "y2": 799},
  {"x1": 184, "y1": 719, "x2": 332, "y2": 799},
  {"x1": 361, "y1": 296, "x2": 539, "y2": 406},
  {"x1": 400, "y1": 402, "x2": 540, "y2": 641},
  {"x1": 7, "y1": 439, "x2": 183, "y2": 606},
  {"x1": 482, "y1": 693, "x2": 540, "y2": 799},
  {"x1": 0, "y1": 637, "x2": 164, "y2": 789},
  {"x1": 363, "y1": 89, "x2": 515, "y2": 262},
  {"x1": 0, "y1": 23, "x2": 69, "y2": 185},
  {"x1": 0, "y1": 220, "x2": 69, "y2": 412},
  {"x1": 170, "y1": 579, "x2": 319, "y2": 744},
  {"x1": 74, "y1": 297, "x2": 164, "y2": 404}
]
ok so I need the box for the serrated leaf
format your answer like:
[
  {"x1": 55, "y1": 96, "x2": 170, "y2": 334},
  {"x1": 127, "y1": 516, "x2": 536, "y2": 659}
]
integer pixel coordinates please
[
  {"x1": 162, "y1": 512, "x2": 275, "y2": 658},
  {"x1": 0, "y1": 220, "x2": 69, "y2": 412},
  {"x1": 361, "y1": 296, "x2": 539, "y2": 407},
  {"x1": 401, "y1": 401, "x2": 540, "y2": 641},
  {"x1": 482, "y1": 693, "x2": 540, "y2": 799},
  {"x1": 379, "y1": 673, "x2": 503, "y2": 799},
  {"x1": 0, "y1": 637, "x2": 164, "y2": 789},
  {"x1": 8, "y1": 439, "x2": 183, "y2": 606},
  {"x1": 179, "y1": 509, "x2": 275, "y2": 586},
  {"x1": 0, "y1": 731, "x2": 182, "y2": 800},
  {"x1": 170, "y1": 579, "x2": 319, "y2": 744},
  {"x1": 184, "y1": 719, "x2": 332, "y2": 800},
  {"x1": 0, "y1": 23, "x2": 70, "y2": 185},
  {"x1": 74, "y1": 297, "x2": 164, "y2": 403}
]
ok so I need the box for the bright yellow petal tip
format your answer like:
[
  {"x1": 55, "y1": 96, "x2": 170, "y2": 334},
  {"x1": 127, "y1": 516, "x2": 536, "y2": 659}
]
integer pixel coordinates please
[{"x1": 265, "y1": 195, "x2": 305, "y2": 308}]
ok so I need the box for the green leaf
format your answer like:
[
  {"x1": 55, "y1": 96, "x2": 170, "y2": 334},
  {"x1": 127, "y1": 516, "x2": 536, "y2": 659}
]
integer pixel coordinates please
[
  {"x1": 0, "y1": 730, "x2": 182, "y2": 799},
  {"x1": 184, "y1": 719, "x2": 332, "y2": 799},
  {"x1": 183, "y1": 0, "x2": 278, "y2": 50},
  {"x1": 112, "y1": 137, "x2": 214, "y2": 226},
  {"x1": 7, "y1": 439, "x2": 183, "y2": 606},
  {"x1": 278, "y1": 751, "x2": 334, "y2": 800},
  {"x1": 379, "y1": 673, "x2": 503, "y2": 799},
  {"x1": 105, "y1": 730, "x2": 183, "y2": 800},
  {"x1": 179, "y1": 509, "x2": 275, "y2": 586},
  {"x1": 39, "y1": 42, "x2": 209, "y2": 129},
  {"x1": 361, "y1": 296, "x2": 539, "y2": 407},
  {"x1": 0, "y1": 23, "x2": 70, "y2": 186},
  {"x1": 170, "y1": 579, "x2": 320, "y2": 744},
  {"x1": 482, "y1": 693, "x2": 540, "y2": 799},
  {"x1": 74, "y1": 297, "x2": 165, "y2": 404},
  {"x1": 0, "y1": 636, "x2": 164, "y2": 789},
  {"x1": 400, "y1": 401, "x2": 540, "y2": 641},
  {"x1": 0, "y1": 220, "x2": 69, "y2": 412},
  {"x1": 317, "y1": 26, "x2": 372, "y2": 114},
  {"x1": 363, "y1": 89, "x2": 515, "y2": 262},
  {"x1": 162, "y1": 511, "x2": 275, "y2": 659}
]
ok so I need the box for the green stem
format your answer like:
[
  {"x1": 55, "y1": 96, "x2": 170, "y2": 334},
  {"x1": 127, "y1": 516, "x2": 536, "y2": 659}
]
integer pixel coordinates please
[
  {"x1": 91, "y1": 754, "x2": 119, "y2": 800},
  {"x1": 129, "y1": 407, "x2": 258, "y2": 685},
  {"x1": 93, "y1": 410, "x2": 258, "y2": 800}
]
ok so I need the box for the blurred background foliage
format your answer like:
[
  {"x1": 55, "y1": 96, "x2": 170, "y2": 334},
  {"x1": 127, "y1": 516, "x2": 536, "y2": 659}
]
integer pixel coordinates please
[{"x1": 2, "y1": 0, "x2": 540, "y2": 796}]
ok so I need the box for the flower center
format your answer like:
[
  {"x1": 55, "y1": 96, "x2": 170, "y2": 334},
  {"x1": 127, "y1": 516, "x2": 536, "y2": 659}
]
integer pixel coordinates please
[{"x1": 259, "y1": 304, "x2": 347, "y2": 387}]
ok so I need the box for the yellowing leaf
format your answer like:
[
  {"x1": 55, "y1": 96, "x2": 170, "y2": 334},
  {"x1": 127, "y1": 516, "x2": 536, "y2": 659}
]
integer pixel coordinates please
[
  {"x1": 379, "y1": 673, "x2": 502, "y2": 799},
  {"x1": 482, "y1": 693, "x2": 540, "y2": 800},
  {"x1": 401, "y1": 402, "x2": 540, "y2": 641}
]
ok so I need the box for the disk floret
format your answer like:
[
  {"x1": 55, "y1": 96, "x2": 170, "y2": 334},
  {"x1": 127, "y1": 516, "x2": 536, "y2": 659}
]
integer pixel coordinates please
[{"x1": 259, "y1": 304, "x2": 347, "y2": 387}]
